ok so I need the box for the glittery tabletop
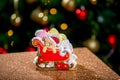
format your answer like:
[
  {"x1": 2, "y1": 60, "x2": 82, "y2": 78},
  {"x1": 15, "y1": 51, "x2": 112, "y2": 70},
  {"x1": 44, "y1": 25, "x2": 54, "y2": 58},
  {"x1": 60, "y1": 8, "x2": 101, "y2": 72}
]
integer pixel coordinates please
[{"x1": 0, "y1": 48, "x2": 119, "y2": 80}]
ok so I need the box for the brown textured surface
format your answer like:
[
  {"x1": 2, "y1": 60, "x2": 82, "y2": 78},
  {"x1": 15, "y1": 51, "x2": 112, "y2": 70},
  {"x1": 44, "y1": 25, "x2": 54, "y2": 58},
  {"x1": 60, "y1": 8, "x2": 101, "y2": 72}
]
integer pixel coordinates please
[{"x1": 0, "y1": 48, "x2": 120, "y2": 80}]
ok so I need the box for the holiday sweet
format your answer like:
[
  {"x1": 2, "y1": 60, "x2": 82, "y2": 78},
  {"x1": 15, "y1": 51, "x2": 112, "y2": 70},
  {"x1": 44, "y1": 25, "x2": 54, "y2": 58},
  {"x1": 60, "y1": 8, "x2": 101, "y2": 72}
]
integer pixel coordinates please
[{"x1": 32, "y1": 28, "x2": 77, "y2": 70}]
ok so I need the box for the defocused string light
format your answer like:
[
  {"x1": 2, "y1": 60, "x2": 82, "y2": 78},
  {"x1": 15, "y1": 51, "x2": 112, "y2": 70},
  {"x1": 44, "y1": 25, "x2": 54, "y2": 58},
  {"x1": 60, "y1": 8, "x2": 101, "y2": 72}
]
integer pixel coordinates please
[
  {"x1": 43, "y1": 0, "x2": 51, "y2": 5},
  {"x1": 0, "y1": 47, "x2": 7, "y2": 54},
  {"x1": 11, "y1": 41, "x2": 14, "y2": 47},
  {"x1": 7, "y1": 30, "x2": 14, "y2": 37},
  {"x1": 50, "y1": 8, "x2": 57, "y2": 15},
  {"x1": 31, "y1": 7, "x2": 49, "y2": 26},
  {"x1": 25, "y1": 46, "x2": 36, "y2": 52},
  {"x1": 10, "y1": 0, "x2": 22, "y2": 27},
  {"x1": 97, "y1": 15, "x2": 104, "y2": 23},
  {"x1": 76, "y1": 9, "x2": 81, "y2": 14},
  {"x1": 60, "y1": 23, "x2": 68, "y2": 30},
  {"x1": 42, "y1": 15, "x2": 48, "y2": 21},
  {"x1": 75, "y1": 6, "x2": 87, "y2": 21},
  {"x1": 38, "y1": 12, "x2": 44, "y2": 18},
  {"x1": 107, "y1": 34, "x2": 116, "y2": 48}
]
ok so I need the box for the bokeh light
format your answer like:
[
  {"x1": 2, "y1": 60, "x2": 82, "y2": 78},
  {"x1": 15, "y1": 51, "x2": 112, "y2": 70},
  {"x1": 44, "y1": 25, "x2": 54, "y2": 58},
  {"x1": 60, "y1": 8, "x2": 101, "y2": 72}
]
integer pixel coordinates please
[
  {"x1": 50, "y1": 8, "x2": 57, "y2": 15},
  {"x1": 60, "y1": 23, "x2": 68, "y2": 30},
  {"x1": 7, "y1": 30, "x2": 14, "y2": 36},
  {"x1": 38, "y1": 12, "x2": 44, "y2": 18}
]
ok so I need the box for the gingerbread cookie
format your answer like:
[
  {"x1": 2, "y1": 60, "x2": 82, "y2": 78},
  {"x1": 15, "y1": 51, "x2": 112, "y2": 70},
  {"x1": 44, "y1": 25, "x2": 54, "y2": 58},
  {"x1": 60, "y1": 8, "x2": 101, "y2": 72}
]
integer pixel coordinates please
[{"x1": 32, "y1": 28, "x2": 77, "y2": 70}]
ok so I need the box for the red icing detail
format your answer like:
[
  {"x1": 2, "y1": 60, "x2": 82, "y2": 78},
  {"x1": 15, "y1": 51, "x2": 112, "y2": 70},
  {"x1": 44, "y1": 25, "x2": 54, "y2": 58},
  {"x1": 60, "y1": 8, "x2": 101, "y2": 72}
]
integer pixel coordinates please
[
  {"x1": 56, "y1": 64, "x2": 61, "y2": 69},
  {"x1": 55, "y1": 63, "x2": 69, "y2": 70},
  {"x1": 39, "y1": 49, "x2": 69, "y2": 62},
  {"x1": 63, "y1": 64, "x2": 69, "y2": 70},
  {"x1": 51, "y1": 36, "x2": 60, "y2": 44}
]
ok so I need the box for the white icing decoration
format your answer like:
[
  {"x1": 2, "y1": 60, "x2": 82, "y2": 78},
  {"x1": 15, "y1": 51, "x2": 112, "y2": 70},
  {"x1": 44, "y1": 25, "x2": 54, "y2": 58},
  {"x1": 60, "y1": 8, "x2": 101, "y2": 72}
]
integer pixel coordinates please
[
  {"x1": 38, "y1": 63, "x2": 45, "y2": 68},
  {"x1": 33, "y1": 56, "x2": 38, "y2": 64},
  {"x1": 68, "y1": 53, "x2": 77, "y2": 68},
  {"x1": 46, "y1": 62, "x2": 54, "y2": 68}
]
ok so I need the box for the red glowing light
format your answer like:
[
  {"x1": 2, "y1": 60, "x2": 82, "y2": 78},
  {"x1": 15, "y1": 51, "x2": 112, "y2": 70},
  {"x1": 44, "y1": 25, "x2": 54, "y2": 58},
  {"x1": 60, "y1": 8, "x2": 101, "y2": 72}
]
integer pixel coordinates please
[
  {"x1": 76, "y1": 9, "x2": 81, "y2": 14},
  {"x1": 108, "y1": 34, "x2": 116, "y2": 45}
]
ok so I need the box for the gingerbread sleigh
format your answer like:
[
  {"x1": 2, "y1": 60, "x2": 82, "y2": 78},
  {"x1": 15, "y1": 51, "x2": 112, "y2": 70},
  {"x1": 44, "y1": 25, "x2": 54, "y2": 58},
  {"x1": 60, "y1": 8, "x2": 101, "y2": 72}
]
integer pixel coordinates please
[{"x1": 32, "y1": 28, "x2": 77, "y2": 70}]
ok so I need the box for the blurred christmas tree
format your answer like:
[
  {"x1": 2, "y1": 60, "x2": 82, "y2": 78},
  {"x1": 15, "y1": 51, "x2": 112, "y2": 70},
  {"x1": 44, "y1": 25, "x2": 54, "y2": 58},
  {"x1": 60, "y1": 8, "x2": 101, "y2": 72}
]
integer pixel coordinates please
[{"x1": 0, "y1": 0, "x2": 120, "y2": 75}]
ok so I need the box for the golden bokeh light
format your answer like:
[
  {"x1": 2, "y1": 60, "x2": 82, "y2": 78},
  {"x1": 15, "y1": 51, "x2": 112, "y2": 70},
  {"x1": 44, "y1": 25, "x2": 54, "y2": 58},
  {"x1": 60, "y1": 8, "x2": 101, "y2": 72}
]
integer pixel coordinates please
[
  {"x1": 15, "y1": 17, "x2": 21, "y2": 23},
  {"x1": 42, "y1": 16, "x2": 48, "y2": 21},
  {"x1": 60, "y1": 23, "x2": 68, "y2": 30},
  {"x1": 11, "y1": 13, "x2": 16, "y2": 20},
  {"x1": 11, "y1": 41, "x2": 14, "y2": 47},
  {"x1": 7, "y1": 30, "x2": 14, "y2": 36},
  {"x1": 50, "y1": 8, "x2": 57, "y2": 15},
  {"x1": 38, "y1": 12, "x2": 44, "y2": 18}
]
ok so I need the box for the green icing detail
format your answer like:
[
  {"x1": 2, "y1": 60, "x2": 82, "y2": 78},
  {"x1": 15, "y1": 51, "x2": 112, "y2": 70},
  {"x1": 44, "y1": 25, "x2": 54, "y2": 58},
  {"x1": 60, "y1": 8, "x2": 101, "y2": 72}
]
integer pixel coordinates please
[
  {"x1": 37, "y1": 53, "x2": 42, "y2": 56},
  {"x1": 44, "y1": 62, "x2": 48, "y2": 65}
]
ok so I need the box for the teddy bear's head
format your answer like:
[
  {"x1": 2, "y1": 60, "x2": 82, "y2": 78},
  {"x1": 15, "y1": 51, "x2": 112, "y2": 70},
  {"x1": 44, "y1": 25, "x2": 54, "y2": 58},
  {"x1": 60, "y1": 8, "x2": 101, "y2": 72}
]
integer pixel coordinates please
[{"x1": 43, "y1": 35, "x2": 60, "y2": 53}]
